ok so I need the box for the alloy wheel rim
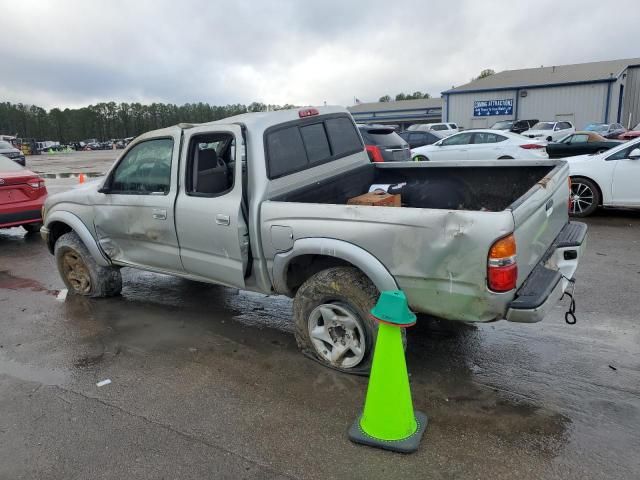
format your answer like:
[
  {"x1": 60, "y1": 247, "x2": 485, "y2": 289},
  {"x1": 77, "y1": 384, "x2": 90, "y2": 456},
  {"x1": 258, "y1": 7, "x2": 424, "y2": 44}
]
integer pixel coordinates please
[
  {"x1": 308, "y1": 303, "x2": 366, "y2": 369},
  {"x1": 61, "y1": 251, "x2": 92, "y2": 294},
  {"x1": 570, "y1": 182, "x2": 594, "y2": 214}
]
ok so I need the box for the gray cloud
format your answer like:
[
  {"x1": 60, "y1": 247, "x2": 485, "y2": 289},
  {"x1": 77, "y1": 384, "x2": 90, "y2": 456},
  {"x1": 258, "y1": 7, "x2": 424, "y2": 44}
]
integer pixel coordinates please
[{"x1": 2, "y1": 0, "x2": 639, "y2": 108}]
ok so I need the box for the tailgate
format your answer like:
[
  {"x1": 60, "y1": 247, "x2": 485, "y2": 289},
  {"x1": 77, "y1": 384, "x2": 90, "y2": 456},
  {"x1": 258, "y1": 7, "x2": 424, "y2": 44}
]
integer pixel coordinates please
[{"x1": 510, "y1": 162, "x2": 570, "y2": 287}]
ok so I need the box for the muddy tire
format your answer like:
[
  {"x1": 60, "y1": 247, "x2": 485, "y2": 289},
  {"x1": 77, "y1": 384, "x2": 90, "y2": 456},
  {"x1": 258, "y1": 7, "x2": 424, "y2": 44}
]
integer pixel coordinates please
[
  {"x1": 54, "y1": 231, "x2": 122, "y2": 297},
  {"x1": 294, "y1": 267, "x2": 397, "y2": 374},
  {"x1": 22, "y1": 222, "x2": 42, "y2": 234}
]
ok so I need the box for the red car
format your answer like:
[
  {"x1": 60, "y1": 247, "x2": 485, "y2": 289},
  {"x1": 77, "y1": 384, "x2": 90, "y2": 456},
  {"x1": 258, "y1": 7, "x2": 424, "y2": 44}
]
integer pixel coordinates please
[
  {"x1": 0, "y1": 154, "x2": 47, "y2": 233},
  {"x1": 618, "y1": 122, "x2": 640, "y2": 140}
]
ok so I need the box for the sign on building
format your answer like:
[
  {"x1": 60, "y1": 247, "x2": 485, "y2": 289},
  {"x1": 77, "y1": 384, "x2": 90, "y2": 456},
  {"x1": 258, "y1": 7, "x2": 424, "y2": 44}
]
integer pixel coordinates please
[{"x1": 473, "y1": 99, "x2": 513, "y2": 117}]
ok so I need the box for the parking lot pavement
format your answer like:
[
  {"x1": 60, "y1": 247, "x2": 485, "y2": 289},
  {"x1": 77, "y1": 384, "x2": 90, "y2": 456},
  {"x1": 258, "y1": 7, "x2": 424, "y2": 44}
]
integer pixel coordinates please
[
  {"x1": 27, "y1": 150, "x2": 120, "y2": 176},
  {"x1": 1, "y1": 176, "x2": 639, "y2": 479}
]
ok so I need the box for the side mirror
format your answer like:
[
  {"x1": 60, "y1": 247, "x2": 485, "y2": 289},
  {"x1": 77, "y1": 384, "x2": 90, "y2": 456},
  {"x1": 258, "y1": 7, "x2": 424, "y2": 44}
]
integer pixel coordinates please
[{"x1": 628, "y1": 148, "x2": 640, "y2": 160}]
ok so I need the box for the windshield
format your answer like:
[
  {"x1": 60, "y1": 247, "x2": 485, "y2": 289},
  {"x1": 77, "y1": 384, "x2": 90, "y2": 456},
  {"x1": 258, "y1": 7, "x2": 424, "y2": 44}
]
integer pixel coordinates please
[
  {"x1": 585, "y1": 124, "x2": 607, "y2": 132},
  {"x1": 491, "y1": 121, "x2": 513, "y2": 129},
  {"x1": 531, "y1": 122, "x2": 555, "y2": 130},
  {"x1": 0, "y1": 141, "x2": 15, "y2": 149}
]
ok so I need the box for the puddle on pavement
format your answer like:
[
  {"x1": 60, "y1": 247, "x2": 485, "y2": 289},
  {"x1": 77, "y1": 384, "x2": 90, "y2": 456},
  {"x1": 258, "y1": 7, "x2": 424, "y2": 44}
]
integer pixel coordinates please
[
  {"x1": 0, "y1": 270, "x2": 59, "y2": 296},
  {"x1": 59, "y1": 270, "x2": 295, "y2": 364},
  {"x1": 0, "y1": 355, "x2": 68, "y2": 386}
]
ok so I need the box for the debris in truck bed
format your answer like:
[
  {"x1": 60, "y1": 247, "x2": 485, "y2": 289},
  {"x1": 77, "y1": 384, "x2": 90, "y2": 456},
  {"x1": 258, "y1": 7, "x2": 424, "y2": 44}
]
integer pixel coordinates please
[{"x1": 347, "y1": 191, "x2": 401, "y2": 207}]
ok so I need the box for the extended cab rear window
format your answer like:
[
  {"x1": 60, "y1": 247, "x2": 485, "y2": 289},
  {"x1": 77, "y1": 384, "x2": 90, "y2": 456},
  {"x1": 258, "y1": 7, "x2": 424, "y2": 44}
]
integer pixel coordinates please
[{"x1": 265, "y1": 114, "x2": 363, "y2": 179}]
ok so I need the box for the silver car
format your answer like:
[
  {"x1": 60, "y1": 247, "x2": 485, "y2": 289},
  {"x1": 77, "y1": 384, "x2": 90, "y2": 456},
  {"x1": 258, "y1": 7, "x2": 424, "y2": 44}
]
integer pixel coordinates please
[{"x1": 0, "y1": 140, "x2": 26, "y2": 166}]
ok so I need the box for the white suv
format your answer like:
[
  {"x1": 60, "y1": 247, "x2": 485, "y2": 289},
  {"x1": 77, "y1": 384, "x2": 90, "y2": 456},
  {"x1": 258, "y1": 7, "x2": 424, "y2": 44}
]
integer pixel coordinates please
[
  {"x1": 408, "y1": 122, "x2": 460, "y2": 137},
  {"x1": 522, "y1": 121, "x2": 575, "y2": 142}
]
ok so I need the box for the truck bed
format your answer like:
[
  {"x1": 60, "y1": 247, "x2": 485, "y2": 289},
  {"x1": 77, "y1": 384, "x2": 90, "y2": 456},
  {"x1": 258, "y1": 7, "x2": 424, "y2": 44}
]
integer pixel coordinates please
[
  {"x1": 262, "y1": 160, "x2": 570, "y2": 322},
  {"x1": 271, "y1": 162, "x2": 555, "y2": 212}
]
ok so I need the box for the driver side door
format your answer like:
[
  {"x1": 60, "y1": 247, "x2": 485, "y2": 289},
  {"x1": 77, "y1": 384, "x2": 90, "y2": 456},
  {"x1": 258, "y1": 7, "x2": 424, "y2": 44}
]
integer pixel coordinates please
[{"x1": 93, "y1": 129, "x2": 184, "y2": 272}]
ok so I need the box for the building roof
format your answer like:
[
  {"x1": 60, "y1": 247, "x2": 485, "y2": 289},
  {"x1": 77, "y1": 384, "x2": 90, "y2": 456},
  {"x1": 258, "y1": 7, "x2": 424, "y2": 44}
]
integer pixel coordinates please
[
  {"x1": 348, "y1": 97, "x2": 442, "y2": 113},
  {"x1": 444, "y1": 57, "x2": 640, "y2": 94}
]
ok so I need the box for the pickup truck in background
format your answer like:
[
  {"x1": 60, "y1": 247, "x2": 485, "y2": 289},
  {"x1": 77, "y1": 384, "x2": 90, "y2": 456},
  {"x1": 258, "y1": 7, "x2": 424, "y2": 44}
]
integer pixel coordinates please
[{"x1": 41, "y1": 106, "x2": 587, "y2": 373}]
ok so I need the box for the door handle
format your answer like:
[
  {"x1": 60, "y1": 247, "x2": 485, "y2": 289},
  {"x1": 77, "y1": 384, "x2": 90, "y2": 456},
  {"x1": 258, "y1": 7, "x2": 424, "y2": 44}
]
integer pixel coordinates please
[
  {"x1": 152, "y1": 209, "x2": 167, "y2": 220},
  {"x1": 215, "y1": 214, "x2": 230, "y2": 226}
]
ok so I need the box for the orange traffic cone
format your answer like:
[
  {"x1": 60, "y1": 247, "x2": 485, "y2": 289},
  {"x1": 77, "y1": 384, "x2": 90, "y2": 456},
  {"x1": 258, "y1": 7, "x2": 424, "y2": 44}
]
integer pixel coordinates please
[{"x1": 78, "y1": 173, "x2": 86, "y2": 184}]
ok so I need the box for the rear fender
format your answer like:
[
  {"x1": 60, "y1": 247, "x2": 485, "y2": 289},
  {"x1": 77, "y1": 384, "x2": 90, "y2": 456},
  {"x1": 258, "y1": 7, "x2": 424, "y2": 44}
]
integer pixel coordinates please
[{"x1": 272, "y1": 238, "x2": 398, "y2": 296}]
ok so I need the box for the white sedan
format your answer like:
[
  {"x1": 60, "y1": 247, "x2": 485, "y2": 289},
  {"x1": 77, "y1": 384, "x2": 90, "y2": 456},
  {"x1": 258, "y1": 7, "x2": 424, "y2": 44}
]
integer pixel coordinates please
[
  {"x1": 522, "y1": 121, "x2": 575, "y2": 142},
  {"x1": 410, "y1": 129, "x2": 548, "y2": 161},
  {"x1": 567, "y1": 137, "x2": 640, "y2": 217}
]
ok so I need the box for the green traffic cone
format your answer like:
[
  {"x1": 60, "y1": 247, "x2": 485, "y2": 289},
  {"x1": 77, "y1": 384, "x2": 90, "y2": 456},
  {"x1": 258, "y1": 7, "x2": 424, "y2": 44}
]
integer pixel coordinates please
[{"x1": 348, "y1": 290, "x2": 427, "y2": 453}]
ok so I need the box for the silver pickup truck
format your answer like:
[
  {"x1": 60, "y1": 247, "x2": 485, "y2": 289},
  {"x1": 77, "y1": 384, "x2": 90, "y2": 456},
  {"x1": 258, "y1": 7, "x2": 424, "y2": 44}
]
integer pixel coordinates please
[{"x1": 42, "y1": 106, "x2": 587, "y2": 373}]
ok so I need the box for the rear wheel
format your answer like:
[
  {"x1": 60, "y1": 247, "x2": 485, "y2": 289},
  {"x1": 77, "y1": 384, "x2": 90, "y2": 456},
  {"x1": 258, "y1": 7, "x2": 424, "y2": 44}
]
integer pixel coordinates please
[
  {"x1": 22, "y1": 222, "x2": 42, "y2": 234},
  {"x1": 293, "y1": 267, "x2": 390, "y2": 373},
  {"x1": 54, "y1": 231, "x2": 122, "y2": 297},
  {"x1": 570, "y1": 177, "x2": 600, "y2": 217}
]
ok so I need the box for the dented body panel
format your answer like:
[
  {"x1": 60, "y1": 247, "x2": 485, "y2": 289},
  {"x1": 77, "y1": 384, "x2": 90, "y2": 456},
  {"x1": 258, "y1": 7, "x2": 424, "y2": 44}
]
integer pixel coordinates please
[{"x1": 262, "y1": 201, "x2": 515, "y2": 321}]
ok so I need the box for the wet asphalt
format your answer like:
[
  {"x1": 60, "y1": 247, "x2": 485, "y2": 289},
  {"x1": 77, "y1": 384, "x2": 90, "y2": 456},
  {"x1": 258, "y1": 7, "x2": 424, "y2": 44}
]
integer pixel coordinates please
[{"x1": 0, "y1": 154, "x2": 639, "y2": 479}]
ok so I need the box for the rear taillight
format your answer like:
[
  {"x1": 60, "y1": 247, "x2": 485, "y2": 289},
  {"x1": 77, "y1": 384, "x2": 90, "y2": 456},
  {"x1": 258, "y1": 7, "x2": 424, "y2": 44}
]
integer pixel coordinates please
[
  {"x1": 28, "y1": 179, "x2": 45, "y2": 189},
  {"x1": 366, "y1": 145, "x2": 384, "y2": 163},
  {"x1": 520, "y1": 144, "x2": 545, "y2": 149},
  {"x1": 488, "y1": 234, "x2": 517, "y2": 292}
]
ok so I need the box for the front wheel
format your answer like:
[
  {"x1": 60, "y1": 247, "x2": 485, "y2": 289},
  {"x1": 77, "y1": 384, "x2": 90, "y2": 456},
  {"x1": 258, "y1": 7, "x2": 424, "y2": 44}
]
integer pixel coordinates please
[
  {"x1": 413, "y1": 154, "x2": 429, "y2": 162},
  {"x1": 497, "y1": 156, "x2": 514, "y2": 160},
  {"x1": 293, "y1": 267, "x2": 384, "y2": 373},
  {"x1": 570, "y1": 177, "x2": 600, "y2": 217},
  {"x1": 54, "y1": 231, "x2": 122, "y2": 297}
]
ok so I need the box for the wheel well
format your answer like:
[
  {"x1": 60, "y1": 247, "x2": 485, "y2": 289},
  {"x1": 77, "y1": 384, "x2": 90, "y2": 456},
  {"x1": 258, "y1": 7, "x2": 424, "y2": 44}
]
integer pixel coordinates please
[
  {"x1": 285, "y1": 254, "x2": 359, "y2": 294},
  {"x1": 498, "y1": 155, "x2": 514, "y2": 159},
  {"x1": 47, "y1": 221, "x2": 72, "y2": 253},
  {"x1": 571, "y1": 176, "x2": 603, "y2": 206}
]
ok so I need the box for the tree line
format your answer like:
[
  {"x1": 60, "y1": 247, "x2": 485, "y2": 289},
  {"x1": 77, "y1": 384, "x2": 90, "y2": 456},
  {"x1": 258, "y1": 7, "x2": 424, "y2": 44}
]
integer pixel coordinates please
[
  {"x1": 378, "y1": 92, "x2": 431, "y2": 102},
  {"x1": 0, "y1": 101, "x2": 297, "y2": 143}
]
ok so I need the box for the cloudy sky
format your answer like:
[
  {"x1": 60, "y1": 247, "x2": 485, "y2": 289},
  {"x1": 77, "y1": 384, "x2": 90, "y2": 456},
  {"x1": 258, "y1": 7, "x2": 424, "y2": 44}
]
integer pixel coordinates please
[{"x1": 2, "y1": 0, "x2": 639, "y2": 109}]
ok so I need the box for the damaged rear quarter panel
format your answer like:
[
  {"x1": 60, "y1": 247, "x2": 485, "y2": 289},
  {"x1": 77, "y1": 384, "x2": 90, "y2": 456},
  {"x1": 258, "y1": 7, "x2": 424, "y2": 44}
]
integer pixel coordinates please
[{"x1": 261, "y1": 201, "x2": 515, "y2": 322}]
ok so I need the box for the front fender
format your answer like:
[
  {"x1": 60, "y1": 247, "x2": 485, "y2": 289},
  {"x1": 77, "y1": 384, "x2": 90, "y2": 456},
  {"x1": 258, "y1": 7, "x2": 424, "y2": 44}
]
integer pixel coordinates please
[
  {"x1": 44, "y1": 211, "x2": 111, "y2": 267},
  {"x1": 271, "y1": 238, "x2": 398, "y2": 296}
]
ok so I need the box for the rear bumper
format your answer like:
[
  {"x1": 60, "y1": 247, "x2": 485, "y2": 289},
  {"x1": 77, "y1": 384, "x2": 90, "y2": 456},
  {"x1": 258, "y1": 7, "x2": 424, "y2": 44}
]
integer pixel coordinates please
[
  {"x1": 0, "y1": 209, "x2": 42, "y2": 228},
  {"x1": 506, "y1": 222, "x2": 587, "y2": 323}
]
